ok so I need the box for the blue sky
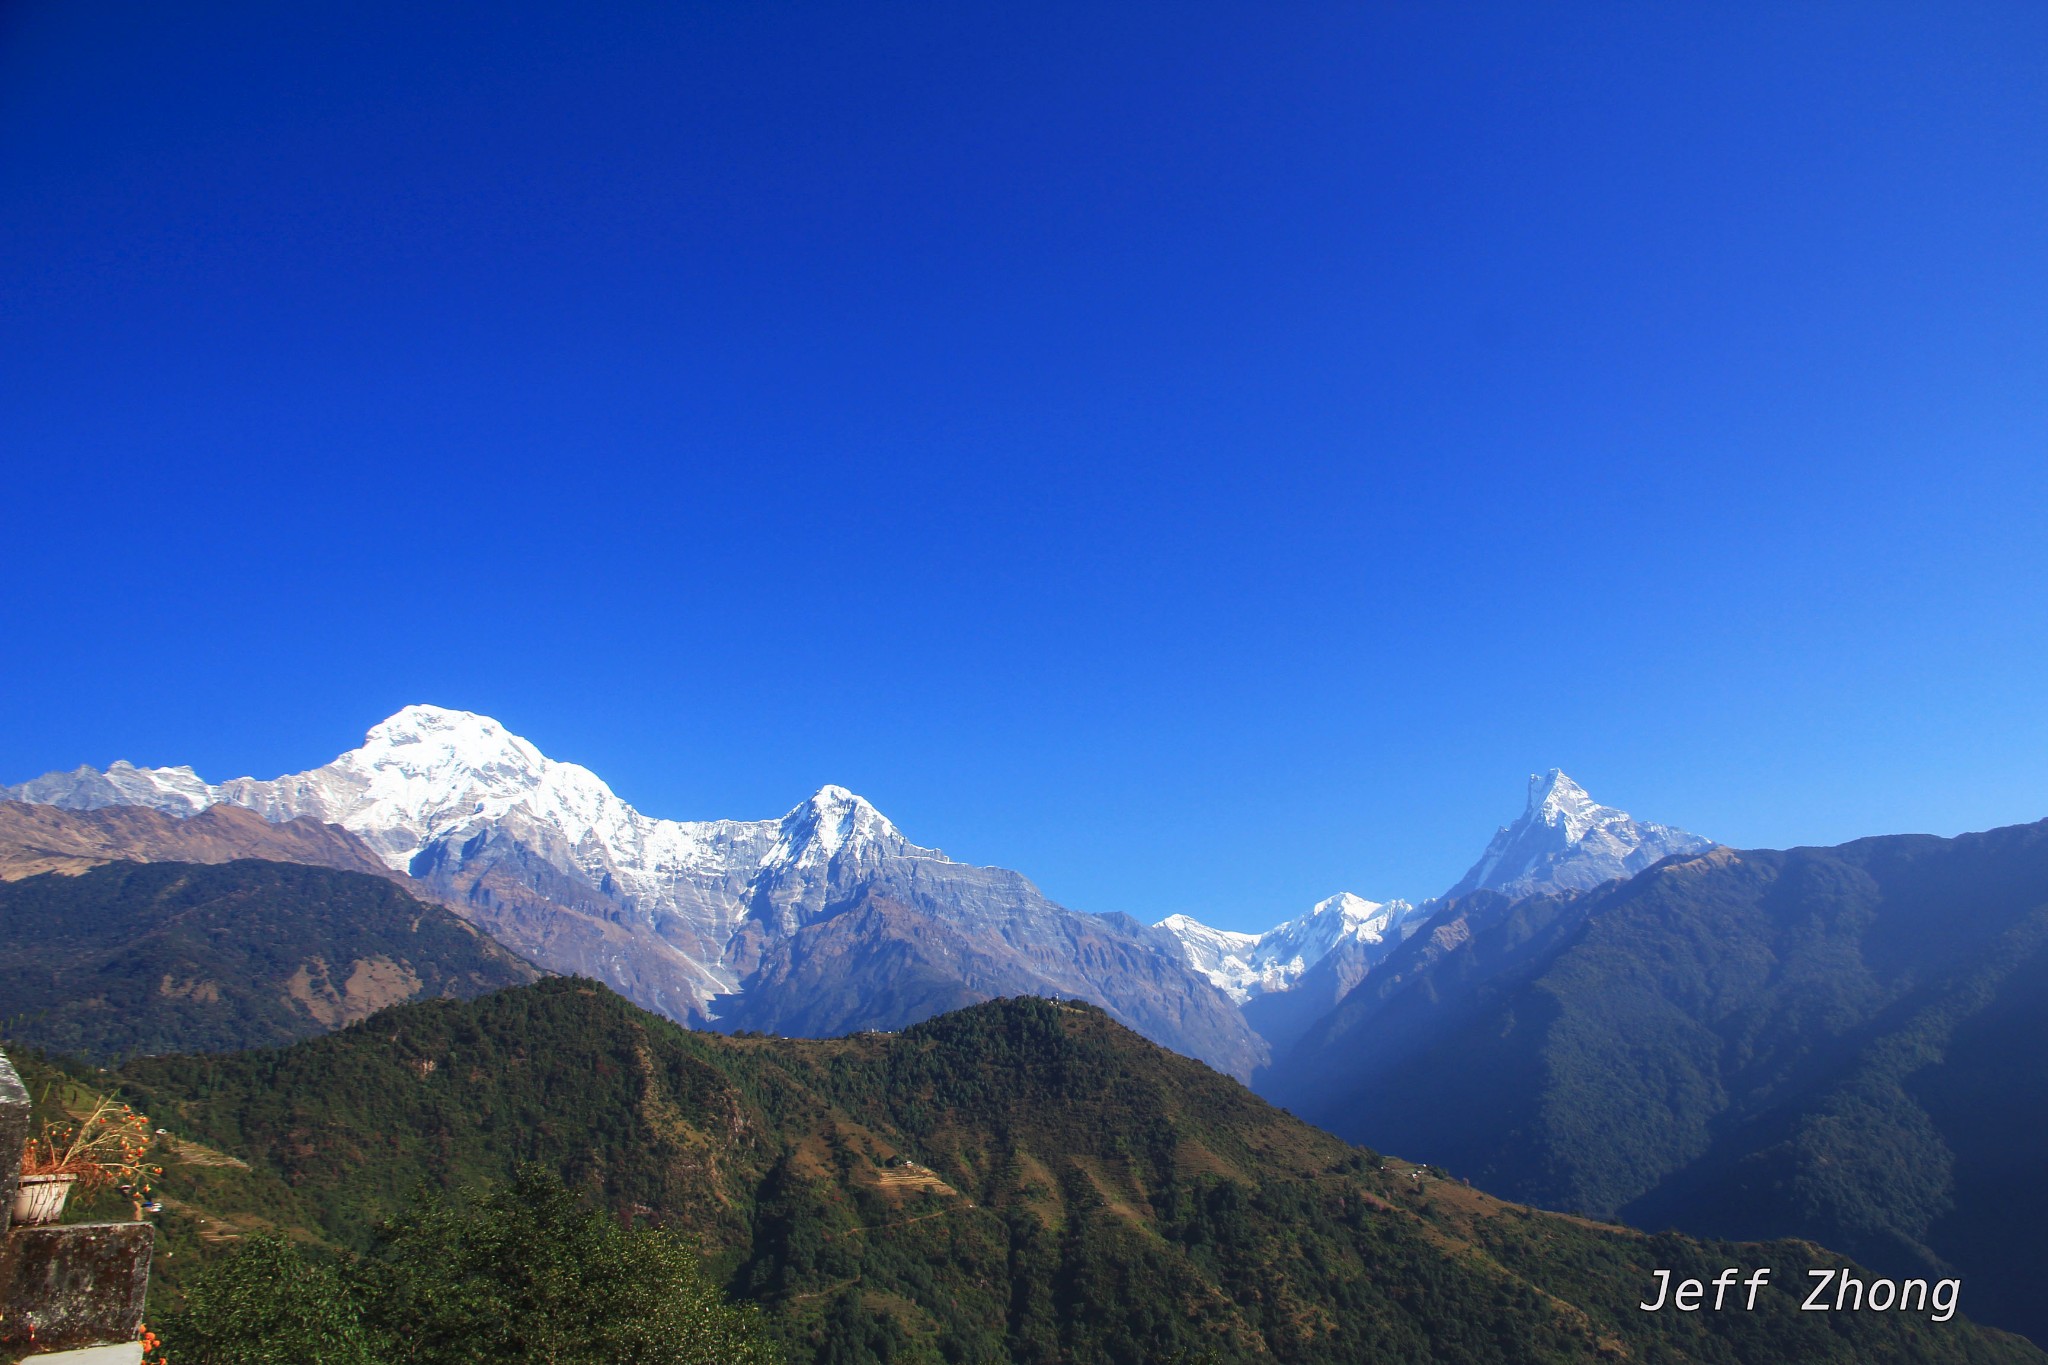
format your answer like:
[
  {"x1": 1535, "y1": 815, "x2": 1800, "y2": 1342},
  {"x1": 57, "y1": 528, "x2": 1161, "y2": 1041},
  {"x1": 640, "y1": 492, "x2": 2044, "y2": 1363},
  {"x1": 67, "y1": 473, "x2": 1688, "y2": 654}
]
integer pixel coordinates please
[{"x1": 3, "y1": 2, "x2": 2045, "y2": 929}]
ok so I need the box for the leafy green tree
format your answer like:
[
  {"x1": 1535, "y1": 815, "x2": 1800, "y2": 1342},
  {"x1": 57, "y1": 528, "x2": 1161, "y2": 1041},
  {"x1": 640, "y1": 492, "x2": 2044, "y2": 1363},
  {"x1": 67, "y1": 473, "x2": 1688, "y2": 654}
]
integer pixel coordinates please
[
  {"x1": 157, "y1": 1169, "x2": 778, "y2": 1365},
  {"x1": 153, "y1": 1234, "x2": 378, "y2": 1365},
  {"x1": 362, "y1": 1167, "x2": 778, "y2": 1365}
]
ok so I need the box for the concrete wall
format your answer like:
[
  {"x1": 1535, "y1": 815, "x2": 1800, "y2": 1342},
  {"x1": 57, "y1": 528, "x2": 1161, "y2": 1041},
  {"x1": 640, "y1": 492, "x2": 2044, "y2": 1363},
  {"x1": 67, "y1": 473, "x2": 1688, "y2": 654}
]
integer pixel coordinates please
[{"x1": 0, "y1": 1050, "x2": 154, "y2": 1360}]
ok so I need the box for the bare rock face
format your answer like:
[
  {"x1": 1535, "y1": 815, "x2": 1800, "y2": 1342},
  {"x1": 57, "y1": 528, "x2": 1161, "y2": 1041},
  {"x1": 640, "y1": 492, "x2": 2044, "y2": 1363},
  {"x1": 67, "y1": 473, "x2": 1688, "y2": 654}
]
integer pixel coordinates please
[
  {"x1": 6, "y1": 707, "x2": 1265, "y2": 1078},
  {"x1": 0, "y1": 800, "x2": 394, "y2": 882}
]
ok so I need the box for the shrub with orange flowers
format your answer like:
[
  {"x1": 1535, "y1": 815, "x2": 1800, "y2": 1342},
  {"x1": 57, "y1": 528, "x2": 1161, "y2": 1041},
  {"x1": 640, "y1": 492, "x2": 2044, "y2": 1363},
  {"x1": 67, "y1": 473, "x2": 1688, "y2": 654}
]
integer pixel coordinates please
[{"x1": 20, "y1": 1093, "x2": 164, "y2": 1218}]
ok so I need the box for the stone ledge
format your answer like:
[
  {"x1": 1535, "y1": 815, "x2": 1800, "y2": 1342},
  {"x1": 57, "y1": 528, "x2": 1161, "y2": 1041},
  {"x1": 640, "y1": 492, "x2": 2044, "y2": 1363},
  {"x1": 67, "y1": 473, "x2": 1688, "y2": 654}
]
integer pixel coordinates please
[
  {"x1": 21, "y1": 1345, "x2": 142, "y2": 1364},
  {"x1": 0, "y1": 1223, "x2": 153, "y2": 1356}
]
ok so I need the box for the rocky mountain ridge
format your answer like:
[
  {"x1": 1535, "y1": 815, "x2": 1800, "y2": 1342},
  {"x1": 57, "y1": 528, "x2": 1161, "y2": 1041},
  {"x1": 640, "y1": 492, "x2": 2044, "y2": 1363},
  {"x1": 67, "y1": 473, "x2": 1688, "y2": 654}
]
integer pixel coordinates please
[{"x1": 0, "y1": 799, "x2": 398, "y2": 883}]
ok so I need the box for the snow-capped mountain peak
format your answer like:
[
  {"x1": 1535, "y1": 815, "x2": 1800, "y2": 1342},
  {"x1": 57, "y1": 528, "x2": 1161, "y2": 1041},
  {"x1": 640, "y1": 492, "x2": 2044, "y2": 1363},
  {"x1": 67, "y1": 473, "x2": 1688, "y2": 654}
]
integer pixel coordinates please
[
  {"x1": 1251, "y1": 893, "x2": 1410, "y2": 976},
  {"x1": 1154, "y1": 770, "x2": 1708, "y2": 1010},
  {"x1": 1527, "y1": 769, "x2": 1601, "y2": 839},
  {"x1": 1308, "y1": 891, "x2": 1384, "y2": 928},
  {"x1": 1445, "y1": 769, "x2": 1713, "y2": 901},
  {"x1": 357, "y1": 705, "x2": 548, "y2": 783},
  {"x1": 766, "y1": 785, "x2": 912, "y2": 870},
  {"x1": 203, "y1": 703, "x2": 652, "y2": 871},
  {"x1": 102, "y1": 761, "x2": 215, "y2": 814}
]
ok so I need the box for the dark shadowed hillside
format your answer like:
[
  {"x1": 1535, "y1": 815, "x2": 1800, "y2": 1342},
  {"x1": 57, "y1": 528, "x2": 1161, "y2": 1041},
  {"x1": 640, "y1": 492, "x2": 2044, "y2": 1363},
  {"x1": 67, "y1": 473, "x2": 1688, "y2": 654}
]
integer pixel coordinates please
[
  {"x1": 93, "y1": 980, "x2": 2041, "y2": 1364},
  {"x1": 0, "y1": 859, "x2": 538, "y2": 1060},
  {"x1": 1267, "y1": 819, "x2": 2048, "y2": 1344}
]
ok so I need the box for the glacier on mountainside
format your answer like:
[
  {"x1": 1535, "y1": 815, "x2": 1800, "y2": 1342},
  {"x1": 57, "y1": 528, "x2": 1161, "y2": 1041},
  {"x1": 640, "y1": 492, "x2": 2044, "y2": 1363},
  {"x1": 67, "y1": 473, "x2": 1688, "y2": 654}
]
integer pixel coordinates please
[{"x1": 1156, "y1": 892, "x2": 1414, "y2": 1004}]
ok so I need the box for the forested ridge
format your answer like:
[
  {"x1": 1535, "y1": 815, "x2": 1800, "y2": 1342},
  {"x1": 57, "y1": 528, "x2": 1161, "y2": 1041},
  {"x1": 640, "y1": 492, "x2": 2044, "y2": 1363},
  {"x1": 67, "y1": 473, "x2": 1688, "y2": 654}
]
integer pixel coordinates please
[{"x1": 24, "y1": 979, "x2": 2032, "y2": 1363}]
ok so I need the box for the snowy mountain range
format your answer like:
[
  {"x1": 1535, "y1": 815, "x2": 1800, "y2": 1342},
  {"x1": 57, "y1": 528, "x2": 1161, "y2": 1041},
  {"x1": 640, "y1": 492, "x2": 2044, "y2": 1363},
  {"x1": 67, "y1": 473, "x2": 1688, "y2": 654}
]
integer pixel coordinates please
[
  {"x1": 4, "y1": 706, "x2": 1264, "y2": 1076},
  {"x1": 6, "y1": 709, "x2": 1712, "y2": 1081}
]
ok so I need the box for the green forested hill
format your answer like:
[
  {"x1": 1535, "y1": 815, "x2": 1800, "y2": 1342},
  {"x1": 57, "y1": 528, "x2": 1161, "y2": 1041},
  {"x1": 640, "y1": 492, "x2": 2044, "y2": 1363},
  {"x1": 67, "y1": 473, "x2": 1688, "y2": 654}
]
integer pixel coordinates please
[
  {"x1": 85, "y1": 979, "x2": 2042, "y2": 1364},
  {"x1": 0, "y1": 859, "x2": 538, "y2": 1060}
]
